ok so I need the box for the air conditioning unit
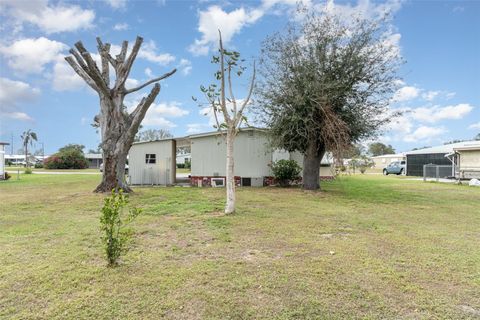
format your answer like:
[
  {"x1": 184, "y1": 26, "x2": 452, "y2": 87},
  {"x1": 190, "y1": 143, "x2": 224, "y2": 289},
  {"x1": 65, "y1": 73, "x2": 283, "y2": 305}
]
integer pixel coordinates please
[{"x1": 211, "y1": 177, "x2": 225, "y2": 187}]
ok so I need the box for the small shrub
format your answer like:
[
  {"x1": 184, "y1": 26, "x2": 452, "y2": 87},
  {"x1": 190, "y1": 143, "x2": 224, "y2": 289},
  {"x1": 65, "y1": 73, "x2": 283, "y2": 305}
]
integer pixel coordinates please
[
  {"x1": 100, "y1": 189, "x2": 142, "y2": 266},
  {"x1": 184, "y1": 159, "x2": 191, "y2": 169},
  {"x1": 177, "y1": 163, "x2": 185, "y2": 169},
  {"x1": 271, "y1": 159, "x2": 302, "y2": 187},
  {"x1": 24, "y1": 167, "x2": 33, "y2": 174},
  {"x1": 34, "y1": 163, "x2": 44, "y2": 169},
  {"x1": 4, "y1": 172, "x2": 11, "y2": 180}
]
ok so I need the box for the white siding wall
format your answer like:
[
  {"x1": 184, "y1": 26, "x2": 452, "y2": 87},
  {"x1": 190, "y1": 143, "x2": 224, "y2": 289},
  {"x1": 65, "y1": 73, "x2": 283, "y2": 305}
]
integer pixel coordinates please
[
  {"x1": 191, "y1": 131, "x2": 273, "y2": 177},
  {"x1": 129, "y1": 140, "x2": 175, "y2": 185},
  {"x1": 459, "y1": 150, "x2": 480, "y2": 170}
]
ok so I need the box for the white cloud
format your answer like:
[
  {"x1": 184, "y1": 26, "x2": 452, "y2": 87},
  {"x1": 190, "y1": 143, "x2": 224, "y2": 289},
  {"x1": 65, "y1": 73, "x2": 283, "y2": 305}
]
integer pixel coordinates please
[
  {"x1": 1, "y1": 1, "x2": 94, "y2": 34},
  {"x1": 412, "y1": 103, "x2": 474, "y2": 123},
  {"x1": 105, "y1": 0, "x2": 127, "y2": 9},
  {"x1": 321, "y1": 0, "x2": 402, "y2": 21},
  {"x1": 0, "y1": 77, "x2": 40, "y2": 121},
  {"x1": 393, "y1": 86, "x2": 420, "y2": 102},
  {"x1": 186, "y1": 123, "x2": 211, "y2": 134},
  {"x1": 179, "y1": 59, "x2": 192, "y2": 75},
  {"x1": 422, "y1": 91, "x2": 440, "y2": 101},
  {"x1": 189, "y1": 5, "x2": 264, "y2": 55},
  {"x1": 386, "y1": 113, "x2": 413, "y2": 134},
  {"x1": 125, "y1": 101, "x2": 189, "y2": 128},
  {"x1": 125, "y1": 78, "x2": 140, "y2": 89},
  {"x1": 5, "y1": 112, "x2": 34, "y2": 121},
  {"x1": 404, "y1": 126, "x2": 446, "y2": 142},
  {"x1": 0, "y1": 77, "x2": 40, "y2": 107},
  {"x1": 52, "y1": 57, "x2": 86, "y2": 91},
  {"x1": 113, "y1": 23, "x2": 129, "y2": 31},
  {"x1": 80, "y1": 117, "x2": 88, "y2": 125},
  {"x1": 0, "y1": 37, "x2": 67, "y2": 74},
  {"x1": 144, "y1": 68, "x2": 153, "y2": 77},
  {"x1": 468, "y1": 122, "x2": 480, "y2": 130},
  {"x1": 138, "y1": 40, "x2": 175, "y2": 65}
]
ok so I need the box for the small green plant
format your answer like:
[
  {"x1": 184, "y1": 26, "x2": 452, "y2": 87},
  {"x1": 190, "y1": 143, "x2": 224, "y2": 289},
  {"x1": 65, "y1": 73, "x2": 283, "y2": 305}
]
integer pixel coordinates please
[
  {"x1": 34, "y1": 163, "x2": 44, "y2": 168},
  {"x1": 271, "y1": 159, "x2": 302, "y2": 187},
  {"x1": 100, "y1": 189, "x2": 142, "y2": 266},
  {"x1": 24, "y1": 167, "x2": 33, "y2": 174},
  {"x1": 3, "y1": 172, "x2": 11, "y2": 180}
]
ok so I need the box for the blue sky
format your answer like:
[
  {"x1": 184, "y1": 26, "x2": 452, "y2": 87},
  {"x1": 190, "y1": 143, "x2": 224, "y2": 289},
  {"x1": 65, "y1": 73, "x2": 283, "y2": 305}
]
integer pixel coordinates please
[{"x1": 0, "y1": 0, "x2": 479, "y2": 155}]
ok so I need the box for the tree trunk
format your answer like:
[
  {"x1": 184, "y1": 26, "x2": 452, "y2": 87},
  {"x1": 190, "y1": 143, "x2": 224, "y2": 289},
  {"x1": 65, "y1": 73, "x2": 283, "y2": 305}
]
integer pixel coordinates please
[
  {"x1": 225, "y1": 129, "x2": 235, "y2": 214},
  {"x1": 24, "y1": 145, "x2": 28, "y2": 167},
  {"x1": 94, "y1": 97, "x2": 133, "y2": 193},
  {"x1": 303, "y1": 142, "x2": 325, "y2": 190}
]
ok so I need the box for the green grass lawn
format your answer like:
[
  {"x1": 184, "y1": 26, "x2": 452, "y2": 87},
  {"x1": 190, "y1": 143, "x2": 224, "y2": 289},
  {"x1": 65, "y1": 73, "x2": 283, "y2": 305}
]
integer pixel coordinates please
[
  {"x1": 1, "y1": 174, "x2": 479, "y2": 319},
  {"x1": 176, "y1": 167, "x2": 191, "y2": 174},
  {"x1": 6, "y1": 166, "x2": 101, "y2": 173}
]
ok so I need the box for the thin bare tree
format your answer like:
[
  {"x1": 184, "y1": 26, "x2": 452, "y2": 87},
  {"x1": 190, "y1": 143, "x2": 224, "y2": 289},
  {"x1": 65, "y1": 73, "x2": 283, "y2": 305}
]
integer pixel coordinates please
[
  {"x1": 197, "y1": 31, "x2": 255, "y2": 214},
  {"x1": 65, "y1": 36, "x2": 176, "y2": 192}
]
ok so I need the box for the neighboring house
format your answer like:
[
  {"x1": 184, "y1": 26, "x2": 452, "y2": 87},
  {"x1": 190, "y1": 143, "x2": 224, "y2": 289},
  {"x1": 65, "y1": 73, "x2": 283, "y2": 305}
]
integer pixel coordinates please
[
  {"x1": 128, "y1": 127, "x2": 335, "y2": 186},
  {"x1": 0, "y1": 142, "x2": 9, "y2": 179},
  {"x1": 371, "y1": 153, "x2": 406, "y2": 168},
  {"x1": 405, "y1": 140, "x2": 480, "y2": 177},
  {"x1": 176, "y1": 153, "x2": 191, "y2": 165},
  {"x1": 4, "y1": 154, "x2": 37, "y2": 166},
  {"x1": 84, "y1": 153, "x2": 103, "y2": 169},
  {"x1": 453, "y1": 143, "x2": 480, "y2": 179}
]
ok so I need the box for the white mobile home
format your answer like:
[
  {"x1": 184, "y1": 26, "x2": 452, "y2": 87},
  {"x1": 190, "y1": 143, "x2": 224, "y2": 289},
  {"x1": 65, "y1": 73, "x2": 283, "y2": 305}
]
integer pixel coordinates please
[
  {"x1": 0, "y1": 142, "x2": 9, "y2": 179},
  {"x1": 127, "y1": 128, "x2": 335, "y2": 186}
]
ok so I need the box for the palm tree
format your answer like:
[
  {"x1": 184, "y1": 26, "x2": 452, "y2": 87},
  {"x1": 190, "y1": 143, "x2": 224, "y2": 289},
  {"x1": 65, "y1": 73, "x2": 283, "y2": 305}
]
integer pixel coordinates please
[{"x1": 21, "y1": 129, "x2": 37, "y2": 167}]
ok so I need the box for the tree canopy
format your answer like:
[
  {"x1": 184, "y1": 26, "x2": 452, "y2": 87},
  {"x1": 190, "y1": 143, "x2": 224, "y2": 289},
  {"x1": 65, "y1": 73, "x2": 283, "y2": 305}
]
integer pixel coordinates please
[
  {"x1": 368, "y1": 142, "x2": 395, "y2": 156},
  {"x1": 256, "y1": 10, "x2": 401, "y2": 189}
]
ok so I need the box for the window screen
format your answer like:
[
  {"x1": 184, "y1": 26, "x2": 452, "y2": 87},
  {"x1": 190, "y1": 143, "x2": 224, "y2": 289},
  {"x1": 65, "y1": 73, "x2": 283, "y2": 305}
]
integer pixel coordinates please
[{"x1": 145, "y1": 154, "x2": 156, "y2": 164}]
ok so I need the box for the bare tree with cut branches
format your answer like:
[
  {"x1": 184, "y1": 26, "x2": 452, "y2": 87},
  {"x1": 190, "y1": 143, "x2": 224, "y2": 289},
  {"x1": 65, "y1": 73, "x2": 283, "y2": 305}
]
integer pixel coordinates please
[
  {"x1": 65, "y1": 36, "x2": 176, "y2": 192},
  {"x1": 196, "y1": 31, "x2": 256, "y2": 214}
]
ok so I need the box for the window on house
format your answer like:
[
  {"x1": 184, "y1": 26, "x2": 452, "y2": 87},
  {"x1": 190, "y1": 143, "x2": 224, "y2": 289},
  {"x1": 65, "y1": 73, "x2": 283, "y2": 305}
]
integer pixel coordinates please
[{"x1": 145, "y1": 154, "x2": 156, "y2": 164}]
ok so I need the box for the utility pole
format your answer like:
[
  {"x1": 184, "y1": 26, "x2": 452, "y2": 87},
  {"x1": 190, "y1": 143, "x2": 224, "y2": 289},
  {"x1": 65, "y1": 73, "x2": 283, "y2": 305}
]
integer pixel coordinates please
[{"x1": 11, "y1": 133, "x2": 13, "y2": 155}]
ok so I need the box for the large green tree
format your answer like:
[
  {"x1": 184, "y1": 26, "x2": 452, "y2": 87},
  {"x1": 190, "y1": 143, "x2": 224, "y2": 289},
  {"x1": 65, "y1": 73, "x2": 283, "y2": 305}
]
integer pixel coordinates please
[
  {"x1": 368, "y1": 142, "x2": 395, "y2": 156},
  {"x1": 257, "y1": 12, "x2": 401, "y2": 190}
]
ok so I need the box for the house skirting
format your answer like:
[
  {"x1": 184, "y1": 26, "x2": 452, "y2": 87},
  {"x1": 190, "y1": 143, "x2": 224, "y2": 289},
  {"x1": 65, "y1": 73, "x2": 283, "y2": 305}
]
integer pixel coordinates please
[{"x1": 190, "y1": 175, "x2": 334, "y2": 187}]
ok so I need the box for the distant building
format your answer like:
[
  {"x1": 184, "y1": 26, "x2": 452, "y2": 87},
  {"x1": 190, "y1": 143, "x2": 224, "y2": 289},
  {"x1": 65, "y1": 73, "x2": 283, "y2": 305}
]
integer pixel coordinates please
[
  {"x1": 84, "y1": 153, "x2": 103, "y2": 169},
  {"x1": 405, "y1": 140, "x2": 480, "y2": 177},
  {"x1": 371, "y1": 153, "x2": 406, "y2": 168},
  {"x1": 0, "y1": 142, "x2": 9, "y2": 179}
]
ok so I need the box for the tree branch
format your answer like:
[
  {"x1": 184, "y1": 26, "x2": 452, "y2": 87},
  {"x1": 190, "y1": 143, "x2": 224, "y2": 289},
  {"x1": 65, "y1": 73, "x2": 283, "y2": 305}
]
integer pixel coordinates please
[
  {"x1": 120, "y1": 36, "x2": 143, "y2": 86},
  {"x1": 64, "y1": 56, "x2": 98, "y2": 91},
  {"x1": 237, "y1": 60, "x2": 256, "y2": 121},
  {"x1": 96, "y1": 37, "x2": 110, "y2": 86},
  {"x1": 128, "y1": 83, "x2": 161, "y2": 135},
  {"x1": 218, "y1": 30, "x2": 231, "y2": 123},
  {"x1": 227, "y1": 64, "x2": 237, "y2": 116},
  {"x1": 74, "y1": 41, "x2": 110, "y2": 95},
  {"x1": 125, "y1": 69, "x2": 177, "y2": 95}
]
